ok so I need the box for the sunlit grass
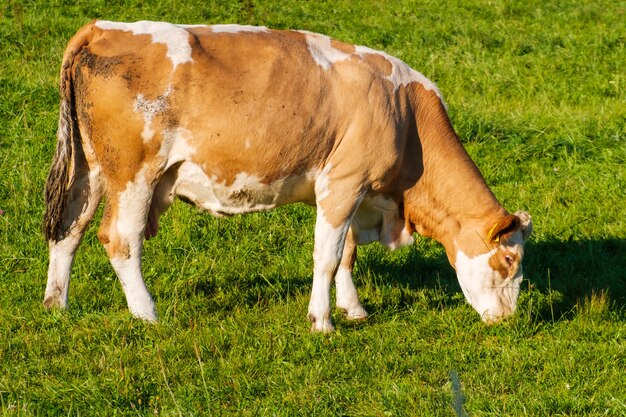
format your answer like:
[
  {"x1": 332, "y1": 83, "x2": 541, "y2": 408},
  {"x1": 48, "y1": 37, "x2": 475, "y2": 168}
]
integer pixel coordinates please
[{"x1": 0, "y1": 0, "x2": 624, "y2": 415}]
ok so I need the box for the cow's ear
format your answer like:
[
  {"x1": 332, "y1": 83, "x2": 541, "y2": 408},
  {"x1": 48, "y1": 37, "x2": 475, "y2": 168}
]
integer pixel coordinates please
[
  {"x1": 487, "y1": 214, "x2": 521, "y2": 244},
  {"x1": 514, "y1": 210, "x2": 533, "y2": 241}
]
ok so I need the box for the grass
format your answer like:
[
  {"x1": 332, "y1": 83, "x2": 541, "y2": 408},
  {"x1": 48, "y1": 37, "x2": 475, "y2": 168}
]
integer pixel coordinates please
[{"x1": 1, "y1": 0, "x2": 625, "y2": 415}]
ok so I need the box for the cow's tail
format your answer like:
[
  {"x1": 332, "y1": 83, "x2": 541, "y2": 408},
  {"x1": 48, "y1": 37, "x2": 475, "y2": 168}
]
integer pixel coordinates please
[{"x1": 43, "y1": 22, "x2": 95, "y2": 242}]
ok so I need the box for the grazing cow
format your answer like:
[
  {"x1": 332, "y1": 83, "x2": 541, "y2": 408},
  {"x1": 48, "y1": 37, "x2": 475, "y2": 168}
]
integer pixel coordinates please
[{"x1": 43, "y1": 20, "x2": 532, "y2": 331}]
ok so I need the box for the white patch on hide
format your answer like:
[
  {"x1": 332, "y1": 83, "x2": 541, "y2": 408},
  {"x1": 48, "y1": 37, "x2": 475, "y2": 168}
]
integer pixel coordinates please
[
  {"x1": 160, "y1": 126, "x2": 197, "y2": 168},
  {"x1": 116, "y1": 166, "x2": 152, "y2": 242},
  {"x1": 134, "y1": 90, "x2": 171, "y2": 143},
  {"x1": 296, "y1": 29, "x2": 443, "y2": 98},
  {"x1": 315, "y1": 163, "x2": 333, "y2": 201},
  {"x1": 355, "y1": 45, "x2": 442, "y2": 97},
  {"x1": 96, "y1": 20, "x2": 194, "y2": 68},
  {"x1": 299, "y1": 31, "x2": 352, "y2": 70},
  {"x1": 173, "y1": 165, "x2": 318, "y2": 216},
  {"x1": 210, "y1": 24, "x2": 269, "y2": 34}
]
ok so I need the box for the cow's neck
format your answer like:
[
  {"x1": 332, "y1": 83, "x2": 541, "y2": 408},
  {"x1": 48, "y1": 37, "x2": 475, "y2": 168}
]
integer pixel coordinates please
[{"x1": 404, "y1": 87, "x2": 506, "y2": 263}]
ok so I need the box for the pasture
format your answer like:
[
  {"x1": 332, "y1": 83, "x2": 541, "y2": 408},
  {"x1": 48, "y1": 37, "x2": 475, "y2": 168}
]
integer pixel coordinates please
[{"x1": 1, "y1": 0, "x2": 624, "y2": 415}]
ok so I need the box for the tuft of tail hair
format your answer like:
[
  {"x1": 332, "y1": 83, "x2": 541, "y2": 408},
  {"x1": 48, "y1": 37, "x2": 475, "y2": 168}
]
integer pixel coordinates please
[{"x1": 43, "y1": 33, "x2": 89, "y2": 242}]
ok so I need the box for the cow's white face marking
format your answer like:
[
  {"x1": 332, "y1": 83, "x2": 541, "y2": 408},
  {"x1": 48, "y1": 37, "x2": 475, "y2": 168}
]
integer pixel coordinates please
[
  {"x1": 210, "y1": 24, "x2": 269, "y2": 34},
  {"x1": 96, "y1": 20, "x2": 194, "y2": 68},
  {"x1": 455, "y1": 233, "x2": 525, "y2": 323},
  {"x1": 300, "y1": 31, "x2": 352, "y2": 70}
]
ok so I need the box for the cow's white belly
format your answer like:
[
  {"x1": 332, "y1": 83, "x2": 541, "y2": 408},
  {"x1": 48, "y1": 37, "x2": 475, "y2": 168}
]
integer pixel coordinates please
[
  {"x1": 173, "y1": 162, "x2": 316, "y2": 215},
  {"x1": 169, "y1": 163, "x2": 413, "y2": 250}
]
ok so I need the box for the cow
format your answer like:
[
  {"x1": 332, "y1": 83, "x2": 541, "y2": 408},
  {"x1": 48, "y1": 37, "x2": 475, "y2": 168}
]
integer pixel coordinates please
[{"x1": 43, "y1": 20, "x2": 532, "y2": 332}]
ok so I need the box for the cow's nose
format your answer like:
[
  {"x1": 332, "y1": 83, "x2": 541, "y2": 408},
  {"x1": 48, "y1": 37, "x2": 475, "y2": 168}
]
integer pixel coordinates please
[{"x1": 480, "y1": 309, "x2": 512, "y2": 325}]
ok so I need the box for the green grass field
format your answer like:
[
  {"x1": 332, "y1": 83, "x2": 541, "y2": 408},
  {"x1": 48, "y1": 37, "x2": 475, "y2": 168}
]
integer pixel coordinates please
[{"x1": 1, "y1": 0, "x2": 625, "y2": 415}]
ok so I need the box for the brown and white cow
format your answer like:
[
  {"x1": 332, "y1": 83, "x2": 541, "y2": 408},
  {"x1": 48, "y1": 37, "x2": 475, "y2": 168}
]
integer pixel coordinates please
[{"x1": 43, "y1": 20, "x2": 532, "y2": 331}]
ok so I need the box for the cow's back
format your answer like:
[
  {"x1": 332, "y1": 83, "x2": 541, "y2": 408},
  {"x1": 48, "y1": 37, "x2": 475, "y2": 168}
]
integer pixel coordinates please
[{"x1": 72, "y1": 21, "x2": 432, "y2": 209}]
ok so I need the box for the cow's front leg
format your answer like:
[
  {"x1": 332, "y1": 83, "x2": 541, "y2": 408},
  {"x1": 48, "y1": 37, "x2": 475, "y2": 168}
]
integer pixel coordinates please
[
  {"x1": 335, "y1": 230, "x2": 368, "y2": 320},
  {"x1": 308, "y1": 177, "x2": 363, "y2": 332},
  {"x1": 308, "y1": 208, "x2": 347, "y2": 332},
  {"x1": 98, "y1": 181, "x2": 157, "y2": 322}
]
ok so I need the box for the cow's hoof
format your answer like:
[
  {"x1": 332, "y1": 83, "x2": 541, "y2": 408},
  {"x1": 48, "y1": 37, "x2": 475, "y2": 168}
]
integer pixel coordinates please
[
  {"x1": 307, "y1": 313, "x2": 335, "y2": 333},
  {"x1": 344, "y1": 306, "x2": 368, "y2": 321},
  {"x1": 139, "y1": 315, "x2": 159, "y2": 323},
  {"x1": 43, "y1": 296, "x2": 64, "y2": 310},
  {"x1": 130, "y1": 307, "x2": 159, "y2": 323}
]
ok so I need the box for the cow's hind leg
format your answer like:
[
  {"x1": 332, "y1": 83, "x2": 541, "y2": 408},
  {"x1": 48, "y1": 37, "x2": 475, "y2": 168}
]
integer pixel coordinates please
[
  {"x1": 98, "y1": 175, "x2": 157, "y2": 321},
  {"x1": 44, "y1": 166, "x2": 104, "y2": 309},
  {"x1": 335, "y1": 231, "x2": 368, "y2": 320},
  {"x1": 144, "y1": 164, "x2": 179, "y2": 240}
]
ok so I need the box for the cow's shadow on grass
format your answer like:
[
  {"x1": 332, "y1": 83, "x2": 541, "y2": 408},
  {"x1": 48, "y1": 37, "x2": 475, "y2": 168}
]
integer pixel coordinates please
[
  {"x1": 358, "y1": 238, "x2": 626, "y2": 321},
  {"x1": 522, "y1": 238, "x2": 626, "y2": 317},
  {"x1": 189, "y1": 237, "x2": 625, "y2": 322}
]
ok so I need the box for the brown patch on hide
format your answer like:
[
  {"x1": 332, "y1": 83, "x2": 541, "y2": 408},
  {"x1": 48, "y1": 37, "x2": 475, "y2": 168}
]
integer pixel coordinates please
[
  {"x1": 330, "y1": 39, "x2": 356, "y2": 54},
  {"x1": 360, "y1": 52, "x2": 393, "y2": 77},
  {"x1": 488, "y1": 250, "x2": 519, "y2": 279}
]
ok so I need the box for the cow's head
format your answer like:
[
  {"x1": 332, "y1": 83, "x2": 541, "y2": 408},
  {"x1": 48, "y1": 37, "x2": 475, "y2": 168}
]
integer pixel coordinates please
[{"x1": 452, "y1": 211, "x2": 533, "y2": 323}]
